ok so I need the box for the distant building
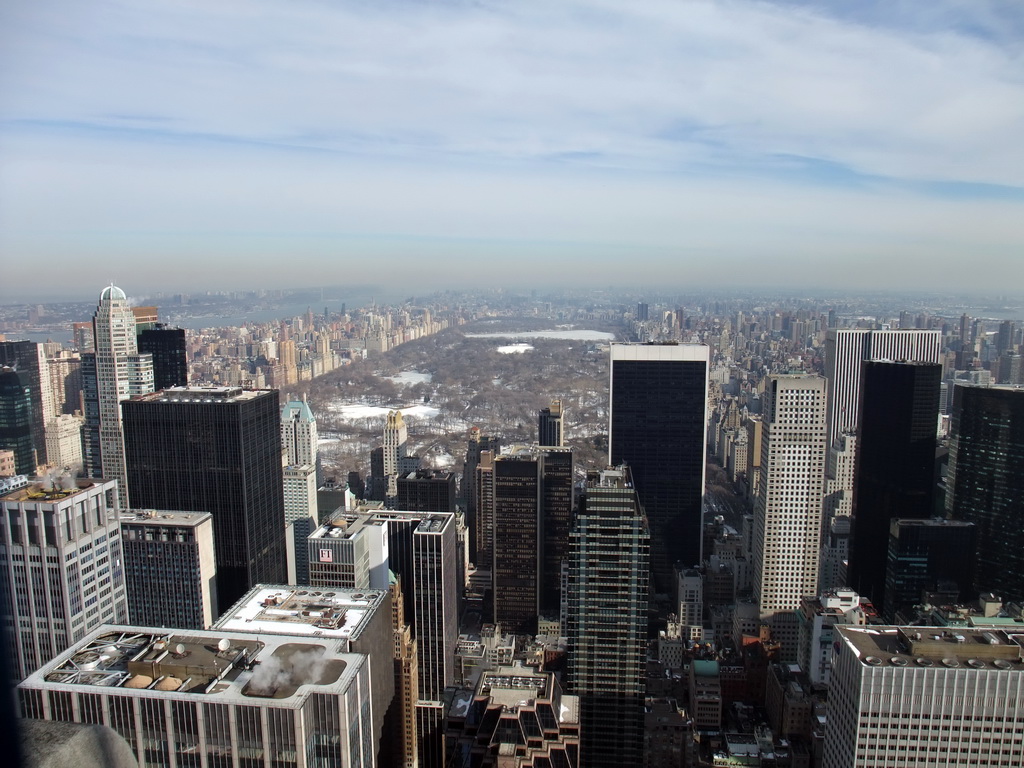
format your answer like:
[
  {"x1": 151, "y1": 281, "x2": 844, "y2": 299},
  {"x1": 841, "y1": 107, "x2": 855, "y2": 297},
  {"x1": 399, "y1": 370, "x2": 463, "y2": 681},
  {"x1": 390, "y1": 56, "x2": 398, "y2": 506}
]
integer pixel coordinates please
[
  {"x1": 122, "y1": 386, "x2": 287, "y2": 612},
  {"x1": 0, "y1": 340, "x2": 52, "y2": 466},
  {"x1": 825, "y1": 625, "x2": 1024, "y2": 768},
  {"x1": 461, "y1": 428, "x2": 500, "y2": 563},
  {"x1": 20, "y1": 624, "x2": 381, "y2": 768},
  {"x1": 0, "y1": 367, "x2": 36, "y2": 474},
  {"x1": 120, "y1": 510, "x2": 217, "y2": 630},
  {"x1": 44, "y1": 413, "x2": 84, "y2": 474},
  {"x1": 82, "y1": 286, "x2": 154, "y2": 507},
  {"x1": 1, "y1": 477, "x2": 128, "y2": 680},
  {"x1": 538, "y1": 398, "x2": 564, "y2": 447},
  {"x1": 396, "y1": 468, "x2": 457, "y2": 514},
  {"x1": 136, "y1": 325, "x2": 187, "y2": 391},
  {"x1": 947, "y1": 384, "x2": 1024, "y2": 601},
  {"x1": 308, "y1": 511, "x2": 391, "y2": 591},
  {"x1": 824, "y1": 329, "x2": 942, "y2": 449},
  {"x1": 566, "y1": 466, "x2": 649, "y2": 768},
  {"x1": 609, "y1": 342, "x2": 709, "y2": 591},
  {"x1": 280, "y1": 397, "x2": 318, "y2": 468}
]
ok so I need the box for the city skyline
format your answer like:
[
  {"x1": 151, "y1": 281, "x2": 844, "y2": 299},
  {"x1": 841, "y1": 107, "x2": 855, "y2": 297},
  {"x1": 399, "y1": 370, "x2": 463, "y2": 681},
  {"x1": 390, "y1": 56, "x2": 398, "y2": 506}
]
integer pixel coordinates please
[{"x1": 2, "y1": 0, "x2": 1023, "y2": 299}]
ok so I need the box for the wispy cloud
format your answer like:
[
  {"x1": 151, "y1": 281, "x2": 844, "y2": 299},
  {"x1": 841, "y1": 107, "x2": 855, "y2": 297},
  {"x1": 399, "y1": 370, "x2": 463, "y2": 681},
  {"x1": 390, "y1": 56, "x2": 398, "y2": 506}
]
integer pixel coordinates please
[{"x1": 0, "y1": 0, "x2": 1022, "y2": 297}]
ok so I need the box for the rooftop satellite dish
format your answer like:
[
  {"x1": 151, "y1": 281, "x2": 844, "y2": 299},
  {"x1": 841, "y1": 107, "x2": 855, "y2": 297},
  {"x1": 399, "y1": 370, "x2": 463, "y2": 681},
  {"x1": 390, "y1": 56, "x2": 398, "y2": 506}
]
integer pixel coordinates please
[
  {"x1": 175, "y1": 644, "x2": 186, "y2": 656},
  {"x1": 218, "y1": 638, "x2": 231, "y2": 652}
]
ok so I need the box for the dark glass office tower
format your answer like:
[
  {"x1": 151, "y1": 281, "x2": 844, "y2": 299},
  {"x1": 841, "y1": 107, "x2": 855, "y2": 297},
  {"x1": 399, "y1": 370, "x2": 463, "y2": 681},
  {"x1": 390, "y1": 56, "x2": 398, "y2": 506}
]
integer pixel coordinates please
[
  {"x1": 947, "y1": 384, "x2": 1024, "y2": 600},
  {"x1": 566, "y1": 466, "x2": 649, "y2": 768},
  {"x1": 492, "y1": 451, "x2": 542, "y2": 635},
  {"x1": 884, "y1": 518, "x2": 977, "y2": 623},
  {"x1": 849, "y1": 361, "x2": 941, "y2": 607},
  {"x1": 396, "y1": 468, "x2": 457, "y2": 514},
  {"x1": 489, "y1": 446, "x2": 575, "y2": 634},
  {"x1": 609, "y1": 343, "x2": 708, "y2": 591},
  {"x1": 122, "y1": 387, "x2": 287, "y2": 612},
  {"x1": 0, "y1": 368, "x2": 35, "y2": 474},
  {"x1": 0, "y1": 341, "x2": 47, "y2": 465},
  {"x1": 137, "y1": 325, "x2": 188, "y2": 390}
]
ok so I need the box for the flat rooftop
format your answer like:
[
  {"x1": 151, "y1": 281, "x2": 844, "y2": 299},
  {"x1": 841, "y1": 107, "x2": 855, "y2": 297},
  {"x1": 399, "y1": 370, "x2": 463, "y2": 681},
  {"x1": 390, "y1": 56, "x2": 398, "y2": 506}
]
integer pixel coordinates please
[
  {"x1": 21, "y1": 626, "x2": 364, "y2": 705},
  {"x1": 2, "y1": 478, "x2": 100, "y2": 503},
  {"x1": 136, "y1": 386, "x2": 266, "y2": 403},
  {"x1": 309, "y1": 513, "x2": 386, "y2": 541},
  {"x1": 215, "y1": 585, "x2": 387, "y2": 641},
  {"x1": 119, "y1": 510, "x2": 212, "y2": 527},
  {"x1": 837, "y1": 625, "x2": 1024, "y2": 671}
]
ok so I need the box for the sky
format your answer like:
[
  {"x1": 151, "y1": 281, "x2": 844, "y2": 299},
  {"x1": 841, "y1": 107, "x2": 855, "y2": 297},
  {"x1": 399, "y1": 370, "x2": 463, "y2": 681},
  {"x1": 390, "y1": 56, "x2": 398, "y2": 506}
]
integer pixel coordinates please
[{"x1": 1, "y1": 0, "x2": 1023, "y2": 301}]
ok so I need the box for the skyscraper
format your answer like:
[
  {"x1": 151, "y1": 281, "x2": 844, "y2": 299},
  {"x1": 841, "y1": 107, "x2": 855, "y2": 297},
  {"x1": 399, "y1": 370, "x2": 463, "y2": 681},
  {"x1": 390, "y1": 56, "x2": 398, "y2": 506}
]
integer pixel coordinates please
[
  {"x1": 83, "y1": 285, "x2": 154, "y2": 506},
  {"x1": 824, "y1": 329, "x2": 941, "y2": 449},
  {"x1": 538, "y1": 398, "x2": 564, "y2": 446},
  {"x1": 122, "y1": 386, "x2": 287, "y2": 611},
  {"x1": 280, "y1": 396, "x2": 318, "y2": 468},
  {"x1": 120, "y1": 510, "x2": 218, "y2": 629},
  {"x1": 825, "y1": 625, "x2": 1024, "y2": 768},
  {"x1": 0, "y1": 367, "x2": 36, "y2": 475},
  {"x1": 947, "y1": 384, "x2": 1024, "y2": 600},
  {"x1": 608, "y1": 342, "x2": 709, "y2": 590},
  {"x1": 752, "y1": 375, "x2": 827, "y2": 653},
  {"x1": 1, "y1": 477, "x2": 129, "y2": 680},
  {"x1": 883, "y1": 518, "x2": 977, "y2": 623},
  {"x1": 848, "y1": 361, "x2": 941, "y2": 607},
  {"x1": 136, "y1": 324, "x2": 188, "y2": 391},
  {"x1": 566, "y1": 466, "x2": 649, "y2": 768},
  {"x1": 0, "y1": 340, "x2": 51, "y2": 466}
]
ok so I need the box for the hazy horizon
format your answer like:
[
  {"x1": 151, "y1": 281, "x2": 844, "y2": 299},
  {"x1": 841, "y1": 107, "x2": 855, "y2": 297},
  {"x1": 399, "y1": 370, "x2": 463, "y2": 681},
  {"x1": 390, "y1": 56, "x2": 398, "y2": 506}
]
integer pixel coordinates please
[{"x1": 2, "y1": 1, "x2": 1022, "y2": 301}]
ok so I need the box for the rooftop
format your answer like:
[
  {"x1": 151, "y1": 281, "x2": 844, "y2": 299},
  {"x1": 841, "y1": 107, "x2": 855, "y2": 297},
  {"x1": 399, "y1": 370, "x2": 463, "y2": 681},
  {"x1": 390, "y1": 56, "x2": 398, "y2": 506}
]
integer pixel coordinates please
[
  {"x1": 119, "y1": 510, "x2": 212, "y2": 527},
  {"x1": 837, "y1": 625, "x2": 1024, "y2": 671},
  {"x1": 214, "y1": 585, "x2": 387, "y2": 641},
  {"x1": 21, "y1": 626, "x2": 364, "y2": 705},
  {"x1": 135, "y1": 386, "x2": 267, "y2": 404},
  {"x1": 2, "y1": 478, "x2": 99, "y2": 503}
]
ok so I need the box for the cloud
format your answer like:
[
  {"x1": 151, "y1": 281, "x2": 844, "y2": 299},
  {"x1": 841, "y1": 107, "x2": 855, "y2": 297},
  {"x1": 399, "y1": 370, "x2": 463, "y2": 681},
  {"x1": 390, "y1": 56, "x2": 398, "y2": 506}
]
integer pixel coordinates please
[{"x1": 0, "y1": 0, "x2": 1022, "y2": 297}]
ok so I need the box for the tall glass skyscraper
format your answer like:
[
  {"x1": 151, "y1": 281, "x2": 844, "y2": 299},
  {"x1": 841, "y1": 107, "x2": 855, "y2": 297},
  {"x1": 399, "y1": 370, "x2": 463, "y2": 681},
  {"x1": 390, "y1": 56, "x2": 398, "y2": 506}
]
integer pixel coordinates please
[
  {"x1": 566, "y1": 466, "x2": 649, "y2": 768},
  {"x1": 122, "y1": 386, "x2": 287, "y2": 612},
  {"x1": 947, "y1": 384, "x2": 1024, "y2": 600},
  {"x1": 608, "y1": 342, "x2": 708, "y2": 591},
  {"x1": 849, "y1": 361, "x2": 941, "y2": 608}
]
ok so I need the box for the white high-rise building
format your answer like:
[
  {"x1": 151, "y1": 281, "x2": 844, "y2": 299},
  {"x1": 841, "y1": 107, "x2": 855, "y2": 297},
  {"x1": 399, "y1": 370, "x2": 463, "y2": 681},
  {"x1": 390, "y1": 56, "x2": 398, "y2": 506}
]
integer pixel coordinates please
[
  {"x1": 84, "y1": 285, "x2": 153, "y2": 506},
  {"x1": 752, "y1": 375, "x2": 827, "y2": 654},
  {"x1": 280, "y1": 396, "x2": 318, "y2": 467},
  {"x1": 0, "y1": 477, "x2": 129, "y2": 680},
  {"x1": 44, "y1": 413, "x2": 84, "y2": 473},
  {"x1": 824, "y1": 329, "x2": 942, "y2": 449},
  {"x1": 825, "y1": 625, "x2": 1024, "y2": 768}
]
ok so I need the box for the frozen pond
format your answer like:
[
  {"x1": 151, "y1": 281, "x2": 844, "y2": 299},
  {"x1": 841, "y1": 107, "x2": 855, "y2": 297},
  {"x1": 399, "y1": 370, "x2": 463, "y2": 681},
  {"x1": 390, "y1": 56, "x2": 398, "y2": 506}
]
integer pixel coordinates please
[
  {"x1": 497, "y1": 343, "x2": 533, "y2": 354},
  {"x1": 466, "y1": 329, "x2": 615, "y2": 342},
  {"x1": 324, "y1": 403, "x2": 441, "y2": 421},
  {"x1": 386, "y1": 371, "x2": 433, "y2": 386}
]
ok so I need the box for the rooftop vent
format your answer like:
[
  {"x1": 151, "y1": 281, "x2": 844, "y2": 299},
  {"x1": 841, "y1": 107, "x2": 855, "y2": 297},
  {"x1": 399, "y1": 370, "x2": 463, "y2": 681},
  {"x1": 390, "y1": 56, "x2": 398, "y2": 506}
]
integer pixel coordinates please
[
  {"x1": 993, "y1": 659, "x2": 1012, "y2": 670},
  {"x1": 890, "y1": 657, "x2": 908, "y2": 667},
  {"x1": 967, "y1": 659, "x2": 985, "y2": 669},
  {"x1": 941, "y1": 658, "x2": 959, "y2": 668},
  {"x1": 915, "y1": 658, "x2": 934, "y2": 667},
  {"x1": 864, "y1": 656, "x2": 882, "y2": 666}
]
